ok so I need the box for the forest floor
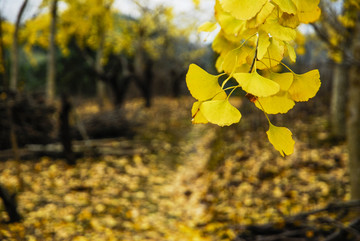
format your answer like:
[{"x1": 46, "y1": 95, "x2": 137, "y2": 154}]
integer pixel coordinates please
[{"x1": 0, "y1": 96, "x2": 353, "y2": 240}]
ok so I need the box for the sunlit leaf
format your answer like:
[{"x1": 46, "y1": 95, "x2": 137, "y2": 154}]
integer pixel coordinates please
[
  {"x1": 222, "y1": 46, "x2": 252, "y2": 73},
  {"x1": 257, "y1": 38, "x2": 285, "y2": 69},
  {"x1": 247, "y1": 1, "x2": 275, "y2": 28},
  {"x1": 191, "y1": 91, "x2": 227, "y2": 124},
  {"x1": 285, "y1": 42, "x2": 296, "y2": 62},
  {"x1": 234, "y1": 71, "x2": 280, "y2": 97},
  {"x1": 212, "y1": 31, "x2": 238, "y2": 55},
  {"x1": 192, "y1": 101, "x2": 208, "y2": 124},
  {"x1": 255, "y1": 92, "x2": 295, "y2": 114},
  {"x1": 292, "y1": 0, "x2": 321, "y2": 23},
  {"x1": 201, "y1": 100, "x2": 241, "y2": 126},
  {"x1": 270, "y1": 72, "x2": 293, "y2": 91},
  {"x1": 261, "y1": 18, "x2": 297, "y2": 42},
  {"x1": 266, "y1": 123, "x2": 295, "y2": 156},
  {"x1": 272, "y1": 0, "x2": 297, "y2": 14},
  {"x1": 219, "y1": 0, "x2": 267, "y2": 20},
  {"x1": 198, "y1": 22, "x2": 217, "y2": 32},
  {"x1": 257, "y1": 31, "x2": 270, "y2": 60},
  {"x1": 186, "y1": 64, "x2": 225, "y2": 101},
  {"x1": 215, "y1": 0, "x2": 247, "y2": 35},
  {"x1": 288, "y1": 69, "x2": 321, "y2": 102}
]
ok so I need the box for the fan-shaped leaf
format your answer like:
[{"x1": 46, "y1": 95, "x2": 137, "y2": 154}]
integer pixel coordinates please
[
  {"x1": 201, "y1": 100, "x2": 241, "y2": 126},
  {"x1": 288, "y1": 69, "x2": 321, "y2": 102},
  {"x1": 267, "y1": 123, "x2": 295, "y2": 156},
  {"x1": 220, "y1": 0, "x2": 267, "y2": 20},
  {"x1": 186, "y1": 64, "x2": 225, "y2": 101},
  {"x1": 234, "y1": 71, "x2": 280, "y2": 97}
]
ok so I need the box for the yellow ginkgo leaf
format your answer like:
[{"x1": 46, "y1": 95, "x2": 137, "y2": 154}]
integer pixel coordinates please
[
  {"x1": 292, "y1": 0, "x2": 321, "y2": 24},
  {"x1": 270, "y1": 72, "x2": 293, "y2": 91},
  {"x1": 247, "y1": 1, "x2": 275, "y2": 28},
  {"x1": 266, "y1": 123, "x2": 295, "y2": 156},
  {"x1": 198, "y1": 22, "x2": 218, "y2": 33},
  {"x1": 272, "y1": 0, "x2": 297, "y2": 14},
  {"x1": 212, "y1": 31, "x2": 238, "y2": 55},
  {"x1": 257, "y1": 31, "x2": 270, "y2": 60},
  {"x1": 215, "y1": 0, "x2": 247, "y2": 36},
  {"x1": 215, "y1": 54, "x2": 225, "y2": 72},
  {"x1": 222, "y1": 45, "x2": 252, "y2": 74},
  {"x1": 186, "y1": 64, "x2": 225, "y2": 101},
  {"x1": 220, "y1": 0, "x2": 267, "y2": 20},
  {"x1": 255, "y1": 92, "x2": 295, "y2": 114},
  {"x1": 261, "y1": 19, "x2": 297, "y2": 42},
  {"x1": 201, "y1": 100, "x2": 241, "y2": 126},
  {"x1": 279, "y1": 12, "x2": 300, "y2": 28},
  {"x1": 234, "y1": 71, "x2": 280, "y2": 97},
  {"x1": 288, "y1": 69, "x2": 321, "y2": 102},
  {"x1": 285, "y1": 42, "x2": 296, "y2": 62},
  {"x1": 191, "y1": 101, "x2": 208, "y2": 124},
  {"x1": 257, "y1": 38, "x2": 285, "y2": 69}
]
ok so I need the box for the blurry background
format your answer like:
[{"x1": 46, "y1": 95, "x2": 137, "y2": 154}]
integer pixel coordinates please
[{"x1": 0, "y1": 0, "x2": 358, "y2": 240}]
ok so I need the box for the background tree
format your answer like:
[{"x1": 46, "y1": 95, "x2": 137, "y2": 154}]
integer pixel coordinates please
[
  {"x1": 313, "y1": 0, "x2": 360, "y2": 200},
  {"x1": 46, "y1": 0, "x2": 58, "y2": 103},
  {"x1": 10, "y1": 0, "x2": 28, "y2": 91}
]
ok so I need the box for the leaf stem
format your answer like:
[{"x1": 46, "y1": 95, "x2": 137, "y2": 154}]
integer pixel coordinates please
[
  {"x1": 227, "y1": 86, "x2": 239, "y2": 100},
  {"x1": 257, "y1": 99, "x2": 271, "y2": 125}
]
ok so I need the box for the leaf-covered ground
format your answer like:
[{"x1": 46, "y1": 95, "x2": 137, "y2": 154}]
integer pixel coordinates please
[{"x1": 0, "y1": 97, "x2": 350, "y2": 240}]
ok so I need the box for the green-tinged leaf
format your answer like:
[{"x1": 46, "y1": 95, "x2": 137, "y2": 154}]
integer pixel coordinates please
[
  {"x1": 272, "y1": 0, "x2": 297, "y2": 14},
  {"x1": 255, "y1": 92, "x2": 295, "y2": 114},
  {"x1": 234, "y1": 71, "x2": 280, "y2": 97},
  {"x1": 285, "y1": 42, "x2": 296, "y2": 62},
  {"x1": 288, "y1": 69, "x2": 321, "y2": 101},
  {"x1": 270, "y1": 72, "x2": 293, "y2": 91},
  {"x1": 220, "y1": 0, "x2": 267, "y2": 20},
  {"x1": 186, "y1": 64, "x2": 225, "y2": 101},
  {"x1": 198, "y1": 22, "x2": 217, "y2": 32},
  {"x1": 266, "y1": 123, "x2": 295, "y2": 156},
  {"x1": 201, "y1": 100, "x2": 241, "y2": 126}
]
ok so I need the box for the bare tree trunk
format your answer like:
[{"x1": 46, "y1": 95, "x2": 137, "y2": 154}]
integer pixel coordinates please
[
  {"x1": 330, "y1": 63, "x2": 348, "y2": 140},
  {"x1": 10, "y1": 0, "x2": 28, "y2": 91},
  {"x1": 46, "y1": 0, "x2": 57, "y2": 104},
  {"x1": 96, "y1": 32, "x2": 106, "y2": 108},
  {"x1": 348, "y1": 18, "x2": 360, "y2": 200}
]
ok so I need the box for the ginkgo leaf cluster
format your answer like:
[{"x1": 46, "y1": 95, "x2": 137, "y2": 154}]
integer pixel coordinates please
[{"x1": 186, "y1": 0, "x2": 322, "y2": 156}]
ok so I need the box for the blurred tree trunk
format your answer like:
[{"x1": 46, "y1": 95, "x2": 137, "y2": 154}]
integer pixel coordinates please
[
  {"x1": 330, "y1": 64, "x2": 348, "y2": 140},
  {"x1": 134, "y1": 49, "x2": 153, "y2": 108},
  {"x1": 0, "y1": 184, "x2": 21, "y2": 223},
  {"x1": 60, "y1": 93, "x2": 75, "y2": 165},
  {"x1": 348, "y1": 13, "x2": 360, "y2": 200},
  {"x1": 46, "y1": 0, "x2": 57, "y2": 104},
  {"x1": 10, "y1": 0, "x2": 28, "y2": 91},
  {"x1": 96, "y1": 31, "x2": 106, "y2": 109}
]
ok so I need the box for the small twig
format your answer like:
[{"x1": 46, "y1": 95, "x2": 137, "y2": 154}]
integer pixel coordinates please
[{"x1": 249, "y1": 34, "x2": 259, "y2": 73}]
